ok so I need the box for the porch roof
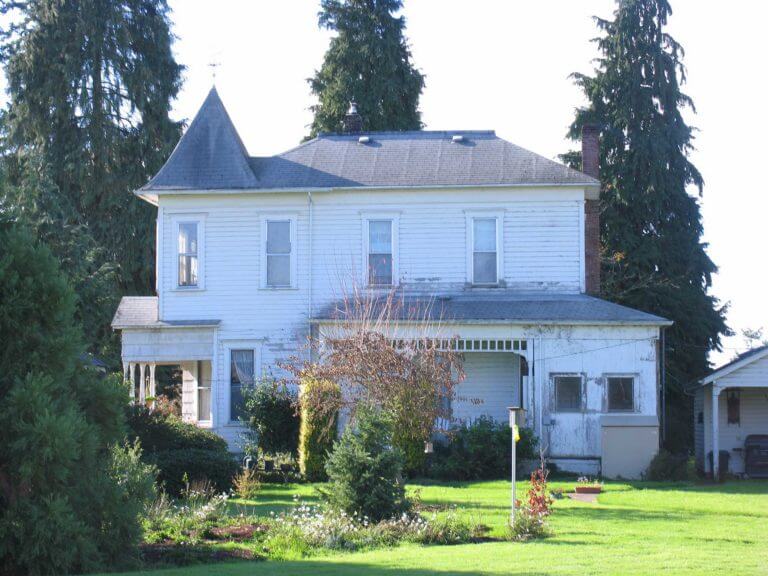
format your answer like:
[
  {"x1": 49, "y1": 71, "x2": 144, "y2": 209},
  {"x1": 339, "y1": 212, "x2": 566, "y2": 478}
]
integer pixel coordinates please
[
  {"x1": 697, "y1": 344, "x2": 768, "y2": 387},
  {"x1": 111, "y1": 297, "x2": 220, "y2": 330},
  {"x1": 312, "y1": 292, "x2": 671, "y2": 326}
]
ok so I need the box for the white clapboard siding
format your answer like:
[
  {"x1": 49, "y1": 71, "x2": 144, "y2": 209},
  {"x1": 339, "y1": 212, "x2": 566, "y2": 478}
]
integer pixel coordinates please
[{"x1": 452, "y1": 352, "x2": 521, "y2": 423}]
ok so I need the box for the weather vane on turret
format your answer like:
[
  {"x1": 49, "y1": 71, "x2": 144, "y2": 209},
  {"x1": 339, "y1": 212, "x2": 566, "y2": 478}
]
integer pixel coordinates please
[{"x1": 208, "y1": 60, "x2": 221, "y2": 83}]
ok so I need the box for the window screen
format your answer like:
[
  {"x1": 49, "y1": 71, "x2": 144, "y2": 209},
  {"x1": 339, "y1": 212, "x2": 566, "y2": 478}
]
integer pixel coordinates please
[
  {"x1": 607, "y1": 377, "x2": 634, "y2": 411},
  {"x1": 555, "y1": 375, "x2": 582, "y2": 412},
  {"x1": 266, "y1": 220, "x2": 291, "y2": 287}
]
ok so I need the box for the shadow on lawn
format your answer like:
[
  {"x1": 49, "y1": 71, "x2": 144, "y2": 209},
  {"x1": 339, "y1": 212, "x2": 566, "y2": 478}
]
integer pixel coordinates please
[{"x1": 137, "y1": 559, "x2": 553, "y2": 576}]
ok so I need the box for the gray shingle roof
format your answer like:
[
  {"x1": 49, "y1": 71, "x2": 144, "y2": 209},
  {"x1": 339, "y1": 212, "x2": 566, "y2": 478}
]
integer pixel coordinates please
[
  {"x1": 111, "y1": 297, "x2": 220, "y2": 329},
  {"x1": 313, "y1": 292, "x2": 671, "y2": 326},
  {"x1": 143, "y1": 88, "x2": 259, "y2": 190},
  {"x1": 140, "y1": 88, "x2": 598, "y2": 192}
]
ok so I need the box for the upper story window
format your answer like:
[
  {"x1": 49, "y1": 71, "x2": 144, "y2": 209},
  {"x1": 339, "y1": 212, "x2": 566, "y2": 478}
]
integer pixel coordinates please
[
  {"x1": 362, "y1": 213, "x2": 399, "y2": 287},
  {"x1": 607, "y1": 376, "x2": 635, "y2": 412},
  {"x1": 262, "y1": 216, "x2": 296, "y2": 289},
  {"x1": 176, "y1": 220, "x2": 201, "y2": 288},
  {"x1": 554, "y1": 374, "x2": 583, "y2": 412},
  {"x1": 368, "y1": 220, "x2": 393, "y2": 286},
  {"x1": 466, "y1": 212, "x2": 503, "y2": 286}
]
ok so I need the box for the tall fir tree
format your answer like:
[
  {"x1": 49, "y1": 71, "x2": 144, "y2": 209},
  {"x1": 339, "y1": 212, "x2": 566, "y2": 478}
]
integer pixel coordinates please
[
  {"x1": 565, "y1": 0, "x2": 729, "y2": 451},
  {"x1": 0, "y1": 0, "x2": 183, "y2": 363},
  {"x1": 308, "y1": 0, "x2": 424, "y2": 137}
]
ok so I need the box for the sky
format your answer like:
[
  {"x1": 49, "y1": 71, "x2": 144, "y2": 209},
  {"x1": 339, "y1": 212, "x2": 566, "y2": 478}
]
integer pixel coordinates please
[{"x1": 6, "y1": 0, "x2": 768, "y2": 364}]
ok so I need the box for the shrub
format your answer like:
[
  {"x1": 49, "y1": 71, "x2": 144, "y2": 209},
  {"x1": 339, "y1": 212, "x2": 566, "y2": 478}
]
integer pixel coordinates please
[
  {"x1": 242, "y1": 380, "x2": 300, "y2": 457},
  {"x1": 427, "y1": 417, "x2": 538, "y2": 480},
  {"x1": 151, "y1": 449, "x2": 238, "y2": 496},
  {"x1": 298, "y1": 376, "x2": 340, "y2": 481},
  {"x1": 323, "y1": 406, "x2": 410, "y2": 522},
  {"x1": 646, "y1": 449, "x2": 689, "y2": 481},
  {"x1": 233, "y1": 468, "x2": 261, "y2": 500},
  {"x1": 508, "y1": 463, "x2": 553, "y2": 541},
  {"x1": 126, "y1": 407, "x2": 237, "y2": 496},
  {"x1": 126, "y1": 405, "x2": 227, "y2": 452}
]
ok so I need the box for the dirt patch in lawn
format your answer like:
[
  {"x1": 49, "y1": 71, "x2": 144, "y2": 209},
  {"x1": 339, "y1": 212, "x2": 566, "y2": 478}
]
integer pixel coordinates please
[
  {"x1": 206, "y1": 523, "x2": 268, "y2": 542},
  {"x1": 140, "y1": 543, "x2": 263, "y2": 568}
]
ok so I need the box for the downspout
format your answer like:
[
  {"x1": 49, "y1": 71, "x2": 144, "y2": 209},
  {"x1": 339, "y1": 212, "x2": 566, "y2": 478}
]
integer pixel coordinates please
[{"x1": 307, "y1": 190, "x2": 314, "y2": 325}]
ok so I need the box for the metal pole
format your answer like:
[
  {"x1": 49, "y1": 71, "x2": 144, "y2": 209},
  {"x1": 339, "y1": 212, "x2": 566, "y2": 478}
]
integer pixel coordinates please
[{"x1": 511, "y1": 424, "x2": 517, "y2": 525}]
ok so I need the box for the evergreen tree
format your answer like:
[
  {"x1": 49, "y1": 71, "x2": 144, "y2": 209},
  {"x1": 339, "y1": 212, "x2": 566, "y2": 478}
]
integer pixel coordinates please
[
  {"x1": 565, "y1": 0, "x2": 729, "y2": 451},
  {"x1": 308, "y1": 0, "x2": 424, "y2": 137},
  {"x1": 0, "y1": 221, "x2": 156, "y2": 575},
  {"x1": 0, "y1": 0, "x2": 183, "y2": 362}
]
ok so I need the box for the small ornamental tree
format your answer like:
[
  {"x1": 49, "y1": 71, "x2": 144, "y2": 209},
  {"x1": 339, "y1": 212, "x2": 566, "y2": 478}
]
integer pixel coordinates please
[
  {"x1": 323, "y1": 405, "x2": 409, "y2": 522},
  {"x1": 284, "y1": 288, "x2": 465, "y2": 476}
]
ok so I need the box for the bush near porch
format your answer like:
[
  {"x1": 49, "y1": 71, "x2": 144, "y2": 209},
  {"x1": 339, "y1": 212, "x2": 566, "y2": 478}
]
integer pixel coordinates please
[{"x1": 126, "y1": 406, "x2": 238, "y2": 495}]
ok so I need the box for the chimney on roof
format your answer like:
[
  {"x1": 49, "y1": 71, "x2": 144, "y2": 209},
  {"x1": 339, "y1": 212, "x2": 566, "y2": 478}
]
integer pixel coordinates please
[
  {"x1": 582, "y1": 124, "x2": 601, "y2": 295},
  {"x1": 342, "y1": 102, "x2": 363, "y2": 133}
]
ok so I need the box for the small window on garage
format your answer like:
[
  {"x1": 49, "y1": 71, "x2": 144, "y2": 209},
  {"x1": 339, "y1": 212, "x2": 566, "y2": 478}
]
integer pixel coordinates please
[
  {"x1": 554, "y1": 375, "x2": 583, "y2": 412},
  {"x1": 607, "y1": 376, "x2": 634, "y2": 412}
]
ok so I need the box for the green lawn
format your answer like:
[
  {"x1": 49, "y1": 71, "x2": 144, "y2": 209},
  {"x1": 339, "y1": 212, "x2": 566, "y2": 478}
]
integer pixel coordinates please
[{"x1": 114, "y1": 479, "x2": 768, "y2": 576}]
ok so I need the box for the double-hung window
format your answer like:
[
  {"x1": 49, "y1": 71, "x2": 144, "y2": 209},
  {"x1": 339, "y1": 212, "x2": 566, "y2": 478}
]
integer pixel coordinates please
[
  {"x1": 607, "y1": 376, "x2": 635, "y2": 412},
  {"x1": 264, "y1": 219, "x2": 293, "y2": 288},
  {"x1": 230, "y1": 349, "x2": 255, "y2": 422},
  {"x1": 467, "y1": 213, "x2": 502, "y2": 285},
  {"x1": 554, "y1": 375, "x2": 583, "y2": 412},
  {"x1": 177, "y1": 221, "x2": 199, "y2": 287},
  {"x1": 368, "y1": 219, "x2": 393, "y2": 286}
]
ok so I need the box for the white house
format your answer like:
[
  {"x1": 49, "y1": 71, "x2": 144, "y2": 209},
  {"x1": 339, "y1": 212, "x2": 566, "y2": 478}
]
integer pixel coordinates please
[
  {"x1": 112, "y1": 88, "x2": 671, "y2": 478},
  {"x1": 693, "y1": 345, "x2": 768, "y2": 478}
]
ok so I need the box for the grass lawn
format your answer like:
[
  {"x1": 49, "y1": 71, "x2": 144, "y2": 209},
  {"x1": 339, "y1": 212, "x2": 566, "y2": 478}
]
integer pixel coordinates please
[{"x1": 112, "y1": 479, "x2": 768, "y2": 576}]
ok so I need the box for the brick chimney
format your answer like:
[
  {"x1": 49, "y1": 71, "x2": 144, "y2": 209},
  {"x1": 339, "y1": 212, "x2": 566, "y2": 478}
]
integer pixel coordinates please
[
  {"x1": 342, "y1": 102, "x2": 363, "y2": 133},
  {"x1": 582, "y1": 124, "x2": 601, "y2": 295}
]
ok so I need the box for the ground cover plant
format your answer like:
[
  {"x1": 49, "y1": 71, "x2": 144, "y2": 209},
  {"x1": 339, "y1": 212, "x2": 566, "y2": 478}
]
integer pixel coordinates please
[{"x1": 107, "y1": 479, "x2": 768, "y2": 576}]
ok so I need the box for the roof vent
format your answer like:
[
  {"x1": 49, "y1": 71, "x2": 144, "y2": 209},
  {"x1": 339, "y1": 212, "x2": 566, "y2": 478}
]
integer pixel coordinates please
[
  {"x1": 451, "y1": 134, "x2": 465, "y2": 143},
  {"x1": 358, "y1": 135, "x2": 371, "y2": 144}
]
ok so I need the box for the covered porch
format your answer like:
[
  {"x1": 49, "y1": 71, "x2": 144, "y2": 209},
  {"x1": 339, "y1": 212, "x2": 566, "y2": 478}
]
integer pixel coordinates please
[
  {"x1": 112, "y1": 296, "x2": 219, "y2": 425},
  {"x1": 696, "y1": 345, "x2": 768, "y2": 478}
]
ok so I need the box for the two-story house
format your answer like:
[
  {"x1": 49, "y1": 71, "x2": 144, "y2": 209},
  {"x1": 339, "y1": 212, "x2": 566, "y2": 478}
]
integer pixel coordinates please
[{"x1": 113, "y1": 88, "x2": 671, "y2": 478}]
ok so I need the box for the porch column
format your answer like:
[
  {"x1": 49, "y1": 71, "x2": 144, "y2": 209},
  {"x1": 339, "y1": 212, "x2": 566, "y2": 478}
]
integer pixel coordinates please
[
  {"x1": 712, "y1": 384, "x2": 721, "y2": 478},
  {"x1": 128, "y1": 362, "x2": 136, "y2": 403},
  {"x1": 139, "y1": 363, "x2": 146, "y2": 404},
  {"x1": 149, "y1": 364, "x2": 157, "y2": 407}
]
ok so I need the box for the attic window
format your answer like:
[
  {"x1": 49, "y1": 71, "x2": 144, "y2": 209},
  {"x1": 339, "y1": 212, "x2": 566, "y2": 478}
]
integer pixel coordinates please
[
  {"x1": 452, "y1": 134, "x2": 465, "y2": 143},
  {"x1": 358, "y1": 135, "x2": 371, "y2": 144}
]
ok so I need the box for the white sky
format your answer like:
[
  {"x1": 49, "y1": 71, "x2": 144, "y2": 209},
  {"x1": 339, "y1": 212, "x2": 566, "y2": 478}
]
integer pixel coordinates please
[{"x1": 8, "y1": 0, "x2": 768, "y2": 364}]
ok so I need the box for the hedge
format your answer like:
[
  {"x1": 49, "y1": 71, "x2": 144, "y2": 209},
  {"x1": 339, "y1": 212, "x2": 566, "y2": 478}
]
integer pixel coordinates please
[{"x1": 298, "y1": 376, "x2": 340, "y2": 481}]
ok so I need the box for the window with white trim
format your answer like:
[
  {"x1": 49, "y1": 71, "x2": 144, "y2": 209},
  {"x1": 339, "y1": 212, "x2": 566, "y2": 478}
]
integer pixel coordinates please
[
  {"x1": 230, "y1": 349, "x2": 255, "y2": 422},
  {"x1": 554, "y1": 375, "x2": 583, "y2": 412},
  {"x1": 467, "y1": 213, "x2": 502, "y2": 285},
  {"x1": 607, "y1": 376, "x2": 634, "y2": 412},
  {"x1": 264, "y1": 219, "x2": 293, "y2": 288},
  {"x1": 177, "y1": 221, "x2": 199, "y2": 287},
  {"x1": 368, "y1": 219, "x2": 393, "y2": 286}
]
